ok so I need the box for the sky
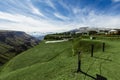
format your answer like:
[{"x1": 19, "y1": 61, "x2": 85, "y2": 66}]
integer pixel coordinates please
[{"x1": 0, "y1": 0, "x2": 120, "y2": 32}]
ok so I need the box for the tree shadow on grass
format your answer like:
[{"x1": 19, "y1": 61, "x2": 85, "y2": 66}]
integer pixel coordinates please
[
  {"x1": 79, "y1": 70, "x2": 96, "y2": 79},
  {"x1": 77, "y1": 70, "x2": 107, "y2": 80}
]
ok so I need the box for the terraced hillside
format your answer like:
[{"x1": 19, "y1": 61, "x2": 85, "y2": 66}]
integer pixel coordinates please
[{"x1": 0, "y1": 38, "x2": 120, "y2": 80}]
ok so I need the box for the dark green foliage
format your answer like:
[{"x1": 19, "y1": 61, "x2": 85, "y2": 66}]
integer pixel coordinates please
[
  {"x1": 73, "y1": 39, "x2": 103, "y2": 55},
  {"x1": 44, "y1": 32, "x2": 82, "y2": 40},
  {"x1": 95, "y1": 36, "x2": 120, "y2": 41},
  {"x1": 72, "y1": 33, "x2": 82, "y2": 38},
  {"x1": 89, "y1": 31, "x2": 98, "y2": 35},
  {"x1": 81, "y1": 35, "x2": 90, "y2": 39},
  {"x1": 44, "y1": 34, "x2": 71, "y2": 40}
]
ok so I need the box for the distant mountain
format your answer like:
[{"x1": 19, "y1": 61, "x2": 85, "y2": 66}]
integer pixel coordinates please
[
  {"x1": 68, "y1": 27, "x2": 112, "y2": 34},
  {"x1": 68, "y1": 28, "x2": 80, "y2": 33},
  {"x1": 27, "y1": 32, "x2": 54, "y2": 40},
  {"x1": 0, "y1": 30, "x2": 40, "y2": 65}
]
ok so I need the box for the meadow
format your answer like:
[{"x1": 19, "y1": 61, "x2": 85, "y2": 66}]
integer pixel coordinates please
[{"x1": 0, "y1": 36, "x2": 120, "y2": 80}]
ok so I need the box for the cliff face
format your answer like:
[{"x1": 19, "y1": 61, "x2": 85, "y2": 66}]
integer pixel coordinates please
[{"x1": 0, "y1": 30, "x2": 40, "y2": 65}]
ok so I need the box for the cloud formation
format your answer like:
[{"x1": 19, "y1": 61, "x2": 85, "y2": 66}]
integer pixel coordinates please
[
  {"x1": 112, "y1": 0, "x2": 120, "y2": 2},
  {"x1": 0, "y1": 0, "x2": 120, "y2": 32}
]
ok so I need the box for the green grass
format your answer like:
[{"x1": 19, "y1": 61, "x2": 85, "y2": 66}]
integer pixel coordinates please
[
  {"x1": 0, "y1": 38, "x2": 120, "y2": 80},
  {"x1": 0, "y1": 42, "x2": 13, "y2": 54},
  {"x1": 0, "y1": 42, "x2": 15, "y2": 64},
  {"x1": 72, "y1": 38, "x2": 106, "y2": 55}
]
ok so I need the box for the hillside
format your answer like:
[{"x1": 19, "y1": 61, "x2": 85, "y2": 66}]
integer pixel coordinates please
[
  {"x1": 0, "y1": 30, "x2": 40, "y2": 65},
  {"x1": 0, "y1": 38, "x2": 120, "y2": 80}
]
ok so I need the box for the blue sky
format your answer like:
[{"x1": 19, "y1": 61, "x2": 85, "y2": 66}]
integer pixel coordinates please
[{"x1": 0, "y1": 0, "x2": 120, "y2": 32}]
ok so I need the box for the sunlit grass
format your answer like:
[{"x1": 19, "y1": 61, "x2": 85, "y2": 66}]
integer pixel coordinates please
[{"x1": 0, "y1": 38, "x2": 120, "y2": 80}]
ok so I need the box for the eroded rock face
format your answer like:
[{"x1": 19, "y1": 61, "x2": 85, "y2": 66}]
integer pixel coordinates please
[{"x1": 0, "y1": 30, "x2": 40, "y2": 64}]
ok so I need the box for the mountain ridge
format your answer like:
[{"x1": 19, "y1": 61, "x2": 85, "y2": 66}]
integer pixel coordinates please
[{"x1": 0, "y1": 30, "x2": 40, "y2": 65}]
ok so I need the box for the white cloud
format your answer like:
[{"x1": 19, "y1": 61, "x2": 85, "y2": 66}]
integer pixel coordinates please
[
  {"x1": 72, "y1": 8, "x2": 81, "y2": 14},
  {"x1": 29, "y1": 4, "x2": 44, "y2": 17},
  {"x1": 58, "y1": 1, "x2": 70, "y2": 11},
  {"x1": 112, "y1": 0, "x2": 120, "y2": 2},
  {"x1": 54, "y1": 13, "x2": 69, "y2": 20},
  {"x1": 0, "y1": 11, "x2": 120, "y2": 33},
  {"x1": 0, "y1": 0, "x2": 120, "y2": 33},
  {"x1": 74, "y1": 11, "x2": 120, "y2": 28},
  {"x1": 0, "y1": 12, "x2": 72, "y2": 32},
  {"x1": 46, "y1": 0, "x2": 56, "y2": 9},
  {"x1": 5, "y1": 0, "x2": 45, "y2": 17}
]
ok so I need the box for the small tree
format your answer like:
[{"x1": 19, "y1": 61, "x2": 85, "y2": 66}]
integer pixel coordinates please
[{"x1": 89, "y1": 31, "x2": 97, "y2": 35}]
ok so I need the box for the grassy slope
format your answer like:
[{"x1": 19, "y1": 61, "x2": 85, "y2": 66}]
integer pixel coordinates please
[{"x1": 0, "y1": 39, "x2": 120, "y2": 80}]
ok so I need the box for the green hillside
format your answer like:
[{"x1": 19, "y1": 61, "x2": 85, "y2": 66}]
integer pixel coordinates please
[
  {"x1": 0, "y1": 30, "x2": 39, "y2": 65},
  {"x1": 0, "y1": 38, "x2": 120, "y2": 80}
]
